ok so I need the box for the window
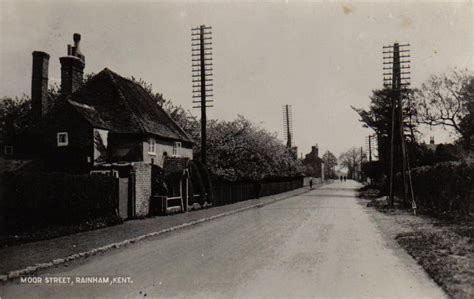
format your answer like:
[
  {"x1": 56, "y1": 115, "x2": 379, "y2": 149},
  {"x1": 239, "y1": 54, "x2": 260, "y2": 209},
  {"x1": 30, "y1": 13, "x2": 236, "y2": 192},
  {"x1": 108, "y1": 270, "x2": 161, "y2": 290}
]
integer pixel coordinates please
[
  {"x1": 57, "y1": 132, "x2": 69, "y2": 147},
  {"x1": 148, "y1": 138, "x2": 156, "y2": 155},
  {"x1": 172, "y1": 142, "x2": 181, "y2": 156},
  {"x1": 4, "y1": 145, "x2": 13, "y2": 155}
]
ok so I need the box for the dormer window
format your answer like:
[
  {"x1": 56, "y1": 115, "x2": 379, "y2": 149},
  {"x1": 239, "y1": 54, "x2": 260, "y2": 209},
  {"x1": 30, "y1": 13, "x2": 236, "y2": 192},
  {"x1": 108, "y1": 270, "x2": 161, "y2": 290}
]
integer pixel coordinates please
[
  {"x1": 172, "y1": 142, "x2": 181, "y2": 156},
  {"x1": 57, "y1": 132, "x2": 69, "y2": 147},
  {"x1": 148, "y1": 138, "x2": 156, "y2": 155}
]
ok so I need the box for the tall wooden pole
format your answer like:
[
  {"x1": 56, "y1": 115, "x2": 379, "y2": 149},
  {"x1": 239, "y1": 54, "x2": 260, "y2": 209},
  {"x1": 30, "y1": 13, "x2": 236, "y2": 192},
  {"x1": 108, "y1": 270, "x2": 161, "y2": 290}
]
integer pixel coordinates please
[
  {"x1": 192, "y1": 25, "x2": 213, "y2": 165},
  {"x1": 199, "y1": 25, "x2": 207, "y2": 165},
  {"x1": 368, "y1": 135, "x2": 372, "y2": 162},
  {"x1": 383, "y1": 42, "x2": 412, "y2": 208}
]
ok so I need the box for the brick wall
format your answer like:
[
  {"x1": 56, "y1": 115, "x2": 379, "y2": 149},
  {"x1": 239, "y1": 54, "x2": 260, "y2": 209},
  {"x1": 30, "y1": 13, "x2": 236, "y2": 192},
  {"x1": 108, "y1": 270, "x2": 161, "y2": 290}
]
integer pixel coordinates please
[{"x1": 133, "y1": 162, "x2": 152, "y2": 217}]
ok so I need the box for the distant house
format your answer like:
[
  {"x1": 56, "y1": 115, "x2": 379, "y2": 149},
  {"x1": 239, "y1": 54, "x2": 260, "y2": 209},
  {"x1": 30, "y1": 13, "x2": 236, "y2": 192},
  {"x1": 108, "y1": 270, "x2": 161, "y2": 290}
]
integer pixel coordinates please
[
  {"x1": 5, "y1": 33, "x2": 206, "y2": 218},
  {"x1": 302, "y1": 145, "x2": 325, "y2": 182}
]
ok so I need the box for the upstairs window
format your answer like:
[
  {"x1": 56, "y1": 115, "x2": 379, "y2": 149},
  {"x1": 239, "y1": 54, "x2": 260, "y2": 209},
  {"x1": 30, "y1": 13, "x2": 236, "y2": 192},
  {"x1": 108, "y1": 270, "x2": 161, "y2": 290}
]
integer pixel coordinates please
[
  {"x1": 57, "y1": 132, "x2": 69, "y2": 147},
  {"x1": 172, "y1": 142, "x2": 181, "y2": 156},
  {"x1": 148, "y1": 138, "x2": 156, "y2": 154},
  {"x1": 4, "y1": 145, "x2": 13, "y2": 155}
]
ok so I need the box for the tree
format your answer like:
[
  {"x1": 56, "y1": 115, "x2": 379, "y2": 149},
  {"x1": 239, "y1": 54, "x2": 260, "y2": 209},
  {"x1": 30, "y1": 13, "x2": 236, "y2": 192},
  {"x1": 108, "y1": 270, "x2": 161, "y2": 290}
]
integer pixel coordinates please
[
  {"x1": 458, "y1": 76, "x2": 474, "y2": 151},
  {"x1": 0, "y1": 76, "x2": 84, "y2": 141},
  {"x1": 0, "y1": 95, "x2": 32, "y2": 141},
  {"x1": 352, "y1": 88, "x2": 418, "y2": 176},
  {"x1": 339, "y1": 147, "x2": 364, "y2": 179},
  {"x1": 204, "y1": 115, "x2": 304, "y2": 181},
  {"x1": 132, "y1": 77, "x2": 304, "y2": 180},
  {"x1": 321, "y1": 150, "x2": 337, "y2": 179},
  {"x1": 415, "y1": 69, "x2": 474, "y2": 150}
]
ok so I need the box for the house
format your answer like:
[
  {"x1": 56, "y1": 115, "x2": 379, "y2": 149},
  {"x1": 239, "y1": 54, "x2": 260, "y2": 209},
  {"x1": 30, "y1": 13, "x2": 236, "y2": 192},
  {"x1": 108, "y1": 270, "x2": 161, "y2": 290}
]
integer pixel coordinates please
[
  {"x1": 6, "y1": 33, "x2": 207, "y2": 218},
  {"x1": 302, "y1": 145, "x2": 325, "y2": 182}
]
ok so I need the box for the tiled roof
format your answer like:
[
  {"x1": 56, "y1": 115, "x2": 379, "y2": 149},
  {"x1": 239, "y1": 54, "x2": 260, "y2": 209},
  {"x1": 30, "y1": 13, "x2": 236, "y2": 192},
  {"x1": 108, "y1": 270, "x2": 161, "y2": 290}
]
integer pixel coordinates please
[{"x1": 68, "y1": 68, "x2": 193, "y2": 143}]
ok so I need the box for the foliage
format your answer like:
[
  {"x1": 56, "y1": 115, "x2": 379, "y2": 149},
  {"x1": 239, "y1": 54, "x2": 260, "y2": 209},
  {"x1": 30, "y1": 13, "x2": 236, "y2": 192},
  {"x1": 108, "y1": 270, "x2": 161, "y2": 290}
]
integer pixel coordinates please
[
  {"x1": 0, "y1": 77, "x2": 80, "y2": 141},
  {"x1": 458, "y1": 76, "x2": 474, "y2": 150},
  {"x1": 1, "y1": 172, "x2": 119, "y2": 233},
  {"x1": 394, "y1": 161, "x2": 473, "y2": 216},
  {"x1": 321, "y1": 150, "x2": 337, "y2": 178},
  {"x1": 361, "y1": 160, "x2": 384, "y2": 182},
  {"x1": 0, "y1": 95, "x2": 32, "y2": 140},
  {"x1": 415, "y1": 69, "x2": 474, "y2": 150},
  {"x1": 352, "y1": 88, "x2": 420, "y2": 178},
  {"x1": 133, "y1": 78, "x2": 304, "y2": 181},
  {"x1": 339, "y1": 147, "x2": 365, "y2": 179},
  {"x1": 204, "y1": 116, "x2": 304, "y2": 180}
]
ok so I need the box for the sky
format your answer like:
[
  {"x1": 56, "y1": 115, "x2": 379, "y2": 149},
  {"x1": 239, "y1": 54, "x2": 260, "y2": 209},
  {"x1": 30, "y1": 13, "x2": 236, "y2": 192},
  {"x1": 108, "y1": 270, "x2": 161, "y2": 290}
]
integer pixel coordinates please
[{"x1": 0, "y1": 0, "x2": 473, "y2": 157}]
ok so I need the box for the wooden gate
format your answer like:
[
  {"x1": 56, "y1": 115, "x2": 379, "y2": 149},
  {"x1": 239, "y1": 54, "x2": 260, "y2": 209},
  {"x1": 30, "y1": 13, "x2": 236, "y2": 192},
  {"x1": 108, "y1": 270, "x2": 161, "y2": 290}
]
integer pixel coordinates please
[{"x1": 118, "y1": 177, "x2": 129, "y2": 219}]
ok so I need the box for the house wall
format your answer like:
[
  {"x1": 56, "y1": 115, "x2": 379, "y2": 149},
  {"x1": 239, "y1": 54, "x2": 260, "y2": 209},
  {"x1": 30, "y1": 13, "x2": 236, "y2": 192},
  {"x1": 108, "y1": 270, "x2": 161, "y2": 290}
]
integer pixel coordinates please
[
  {"x1": 142, "y1": 137, "x2": 193, "y2": 167},
  {"x1": 38, "y1": 104, "x2": 94, "y2": 173},
  {"x1": 133, "y1": 162, "x2": 151, "y2": 217},
  {"x1": 108, "y1": 134, "x2": 143, "y2": 163}
]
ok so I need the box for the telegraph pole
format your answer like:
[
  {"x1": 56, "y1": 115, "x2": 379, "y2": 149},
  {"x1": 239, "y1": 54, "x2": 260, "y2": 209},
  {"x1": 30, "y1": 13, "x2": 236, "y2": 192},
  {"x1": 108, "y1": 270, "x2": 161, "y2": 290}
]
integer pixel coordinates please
[
  {"x1": 192, "y1": 25, "x2": 213, "y2": 165},
  {"x1": 368, "y1": 135, "x2": 372, "y2": 162},
  {"x1": 283, "y1": 105, "x2": 293, "y2": 148},
  {"x1": 383, "y1": 42, "x2": 415, "y2": 209}
]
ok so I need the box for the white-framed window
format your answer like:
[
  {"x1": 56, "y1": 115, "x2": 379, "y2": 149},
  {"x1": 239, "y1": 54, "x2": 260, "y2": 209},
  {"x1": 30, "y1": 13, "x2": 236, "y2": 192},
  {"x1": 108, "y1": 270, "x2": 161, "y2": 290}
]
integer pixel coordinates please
[
  {"x1": 4, "y1": 145, "x2": 13, "y2": 155},
  {"x1": 172, "y1": 141, "x2": 181, "y2": 156},
  {"x1": 148, "y1": 138, "x2": 156, "y2": 155},
  {"x1": 57, "y1": 132, "x2": 69, "y2": 147}
]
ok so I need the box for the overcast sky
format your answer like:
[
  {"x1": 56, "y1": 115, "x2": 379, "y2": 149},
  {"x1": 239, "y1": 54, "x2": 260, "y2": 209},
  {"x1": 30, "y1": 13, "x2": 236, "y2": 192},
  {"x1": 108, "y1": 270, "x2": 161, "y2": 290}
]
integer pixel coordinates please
[{"x1": 1, "y1": 0, "x2": 472, "y2": 157}]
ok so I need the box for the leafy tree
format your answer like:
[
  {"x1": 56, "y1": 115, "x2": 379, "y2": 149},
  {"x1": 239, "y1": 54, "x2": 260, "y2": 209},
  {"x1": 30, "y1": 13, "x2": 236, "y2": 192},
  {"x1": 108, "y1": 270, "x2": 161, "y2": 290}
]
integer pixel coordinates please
[
  {"x1": 133, "y1": 78, "x2": 304, "y2": 180},
  {"x1": 0, "y1": 95, "x2": 32, "y2": 141},
  {"x1": 457, "y1": 76, "x2": 474, "y2": 151},
  {"x1": 204, "y1": 116, "x2": 304, "y2": 180},
  {"x1": 321, "y1": 150, "x2": 337, "y2": 179},
  {"x1": 352, "y1": 88, "x2": 419, "y2": 176}
]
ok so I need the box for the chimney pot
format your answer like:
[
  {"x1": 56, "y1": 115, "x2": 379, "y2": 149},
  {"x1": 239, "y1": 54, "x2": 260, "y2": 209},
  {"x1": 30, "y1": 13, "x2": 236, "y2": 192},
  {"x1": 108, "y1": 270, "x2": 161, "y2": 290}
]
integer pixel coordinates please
[
  {"x1": 73, "y1": 33, "x2": 81, "y2": 42},
  {"x1": 60, "y1": 34, "x2": 85, "y2": 96}
]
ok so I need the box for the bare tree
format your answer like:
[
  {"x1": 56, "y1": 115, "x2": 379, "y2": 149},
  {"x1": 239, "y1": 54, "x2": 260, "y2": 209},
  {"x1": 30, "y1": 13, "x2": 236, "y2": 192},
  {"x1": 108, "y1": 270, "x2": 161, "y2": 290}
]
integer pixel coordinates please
[
  {"x1": 415, "y1": 69, "x2": 473, "y2": 142},
  {"x1": 339, "y1": 147, "x2": 364, "y2": 179}
]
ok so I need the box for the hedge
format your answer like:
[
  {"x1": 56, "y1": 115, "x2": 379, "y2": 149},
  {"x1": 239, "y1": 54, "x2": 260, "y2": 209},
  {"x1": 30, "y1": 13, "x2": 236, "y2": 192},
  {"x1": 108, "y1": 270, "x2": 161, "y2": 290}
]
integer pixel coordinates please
[
  {"x1": 0, "y1": 171, "x2": 118, "y2": 233},
  {"x1": 394, "y1": 162, "x2": 473, "y2": 215}
]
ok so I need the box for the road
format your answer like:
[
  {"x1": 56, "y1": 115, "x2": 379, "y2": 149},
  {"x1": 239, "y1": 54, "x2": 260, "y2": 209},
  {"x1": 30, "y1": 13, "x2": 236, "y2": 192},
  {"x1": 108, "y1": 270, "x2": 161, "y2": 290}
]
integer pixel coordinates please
[{"x1": 1, "y1": 181, "x2": 446, "y2": 299}]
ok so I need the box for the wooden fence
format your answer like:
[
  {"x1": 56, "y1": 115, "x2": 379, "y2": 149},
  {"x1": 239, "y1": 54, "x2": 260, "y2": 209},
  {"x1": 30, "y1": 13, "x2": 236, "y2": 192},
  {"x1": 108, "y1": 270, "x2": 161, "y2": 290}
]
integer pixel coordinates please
[{"x1": 212, "y1": 177, "x2": 304, "y2": 206}]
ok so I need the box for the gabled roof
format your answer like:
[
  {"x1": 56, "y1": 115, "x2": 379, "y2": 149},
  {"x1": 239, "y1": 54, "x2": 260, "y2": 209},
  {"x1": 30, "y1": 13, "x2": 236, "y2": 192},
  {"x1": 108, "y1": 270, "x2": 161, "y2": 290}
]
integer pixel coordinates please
[{"x1": 67, "y1": 68, "x2": 193, "y2": 143}]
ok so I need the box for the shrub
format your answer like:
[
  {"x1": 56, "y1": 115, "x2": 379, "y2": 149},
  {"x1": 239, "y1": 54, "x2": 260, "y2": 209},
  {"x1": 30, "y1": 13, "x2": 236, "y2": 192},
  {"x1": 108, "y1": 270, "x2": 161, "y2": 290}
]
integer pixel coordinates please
[
  {"x1": 394, "y1": 162, "x2": 473, "y2": 216},
  {"x1": 1, "y1": 171, "x2": 118, "y2": 233}
]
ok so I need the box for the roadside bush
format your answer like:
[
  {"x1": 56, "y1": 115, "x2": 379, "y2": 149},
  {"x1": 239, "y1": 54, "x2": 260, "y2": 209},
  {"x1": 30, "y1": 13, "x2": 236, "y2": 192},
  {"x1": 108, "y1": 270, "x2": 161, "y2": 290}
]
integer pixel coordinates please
[
  {"x1": 1, "y1": 171, "x2": 118, "y2": 233},
  {"x1": 395, "y1": 162, "x2": 473, "y2": 216}
]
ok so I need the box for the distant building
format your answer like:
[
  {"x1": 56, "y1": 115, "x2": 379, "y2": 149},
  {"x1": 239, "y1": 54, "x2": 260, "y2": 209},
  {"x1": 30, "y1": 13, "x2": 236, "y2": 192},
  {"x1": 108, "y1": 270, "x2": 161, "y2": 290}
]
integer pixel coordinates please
[
  {"x1": 426, "y1": 136, "x2": 437, "y2": 152},
  {"x1": 302, "y1": 145, "x2": 324, "y2": 181}
]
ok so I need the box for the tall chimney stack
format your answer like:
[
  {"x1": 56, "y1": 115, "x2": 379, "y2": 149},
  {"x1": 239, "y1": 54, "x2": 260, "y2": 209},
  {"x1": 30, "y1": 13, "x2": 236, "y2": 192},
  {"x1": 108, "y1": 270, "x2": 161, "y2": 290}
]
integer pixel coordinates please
[
  {"x1": 31, "y1": 51, "x2": 50, "y2": 119},
  {"x1": 60, "y1": 33, "x2": 85, "y2": 96}
]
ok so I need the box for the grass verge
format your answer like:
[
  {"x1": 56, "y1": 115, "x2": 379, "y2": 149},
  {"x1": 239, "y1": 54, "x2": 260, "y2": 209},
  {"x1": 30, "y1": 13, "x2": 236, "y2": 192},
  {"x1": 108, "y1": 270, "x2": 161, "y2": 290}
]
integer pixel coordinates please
[{"x1": 359, "y1": 186, "x2": 474, "y2": 299}]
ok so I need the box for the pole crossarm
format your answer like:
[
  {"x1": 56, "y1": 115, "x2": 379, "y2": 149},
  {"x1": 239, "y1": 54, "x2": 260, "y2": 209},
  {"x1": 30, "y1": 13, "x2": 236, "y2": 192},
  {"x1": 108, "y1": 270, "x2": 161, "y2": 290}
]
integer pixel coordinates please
[
  {"x1": 191, "y1": 24, "x2": 214, "y2": 165},
  {"x1": 383, "y1": 42, "x2": 416, "y2": 211}
]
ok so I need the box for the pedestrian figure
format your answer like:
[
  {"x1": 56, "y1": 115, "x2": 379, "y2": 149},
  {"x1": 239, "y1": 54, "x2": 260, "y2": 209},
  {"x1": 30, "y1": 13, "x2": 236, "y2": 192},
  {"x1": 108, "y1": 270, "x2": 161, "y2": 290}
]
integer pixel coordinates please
[
  {"x1": 309, "y1": 178, "x2": 313, "y2": 189},
  {"x1": 344, "y1": 176, "x2": 347, "y2": 182},
  {"x1": 340, "y1": 175, "x2": 343, "y2": 182}
]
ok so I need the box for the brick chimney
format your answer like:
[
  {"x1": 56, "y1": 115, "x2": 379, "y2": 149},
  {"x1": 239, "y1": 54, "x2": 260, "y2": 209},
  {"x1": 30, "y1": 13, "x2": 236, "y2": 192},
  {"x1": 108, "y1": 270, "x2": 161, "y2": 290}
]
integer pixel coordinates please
[
  {"x1": 60, "y1": 33, "x2": 85, "y2": 95},
  {"x1": 31, "y1": 51, "x2": 50, "y2": 119},
  {"x1": 311, "y1": 145, "x2": 319, "y2": 158}
]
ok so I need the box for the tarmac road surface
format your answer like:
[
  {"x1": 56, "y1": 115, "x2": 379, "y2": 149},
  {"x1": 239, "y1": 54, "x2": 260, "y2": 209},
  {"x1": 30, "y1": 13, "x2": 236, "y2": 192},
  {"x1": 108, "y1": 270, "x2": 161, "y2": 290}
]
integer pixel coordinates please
[{"x1": 0, "y1": 180, "x2": 447, "y2": 299}]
